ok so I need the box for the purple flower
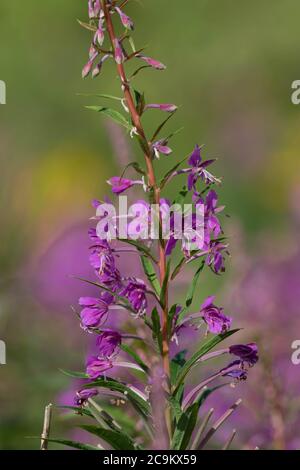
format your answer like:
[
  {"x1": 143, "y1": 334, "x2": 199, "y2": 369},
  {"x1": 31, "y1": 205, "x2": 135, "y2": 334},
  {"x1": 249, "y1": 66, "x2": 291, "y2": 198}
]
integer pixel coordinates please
[
  {"x1": 96, "y1": 330, "x2": 121, "y2": 358},
  {"x1": 113, "y1": 38, "x2": 124, "y2": 65},
  {"x1": 146, "y1": 103, "x2": 177, "y2": 113},
  {"x1": 220, "y1": 360, "x2": 248, "y2": 381},
  {"x1": 75, "y1": 388, "x2": 98, "y2": 406},
  {"x1": 229, "y1": 343, "x2": 259, "y2": 366},
  {"x1": 115, "y1": 6, "x2": 134, "y2": 30},
  {"x1": 152, "y1": 140, "x2": 173, "y2": 158},
  {"x1": 107, "y1": 177, "x2": 143, "y2": 194},
  {"x1": 94, "y1": 18, "x2": 105, "y2": 46},
  {"x1": 137, "y1": 55, "x2": 166, "y2": 70},
  {"x1": 86, "y1": 355, "x2": 113, "y2": 379},
  {"x1": 205, "y1": 190, "x2": 223, "y2": 236},
  {"x1": 82, "y1": 51, "x2": 99, "y2": 78},
  {"x1": 120, "y1": 278, "x2": 147, "y2": 315},
  {"x1": 88, "y1": 0, "x2": 100, "y2": 19},
  {"x1": 79, "y1": 297, "x2": 109, "y2": 328},
  {"x1": 201, "y1": 296, "x2": 232, "y2": 334},
  {"x1": 187, "y1": 145, "x2": 216, "y2": 191},
  {"x1": 92, "y1": 54, "x2": 110, "y2": 78}
]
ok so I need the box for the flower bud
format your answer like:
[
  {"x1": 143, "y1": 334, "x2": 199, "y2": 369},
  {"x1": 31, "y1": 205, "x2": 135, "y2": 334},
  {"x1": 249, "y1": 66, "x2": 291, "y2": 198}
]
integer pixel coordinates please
[
  {"x1": 137, "y1": 55, "x2": 166, "y2": 70},
  {"x1": 113, "y1": 38, "x2": 124, "y2": 64},
  {"x1": 115, "y1": 6, "x2": 134, "y2": 30}
]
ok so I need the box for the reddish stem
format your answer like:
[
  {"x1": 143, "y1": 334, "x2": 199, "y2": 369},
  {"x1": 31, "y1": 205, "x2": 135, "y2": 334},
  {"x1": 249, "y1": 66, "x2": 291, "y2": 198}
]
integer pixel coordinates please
[{"x1": 101, "y1": 1, "x2": 170, "y2": 380}]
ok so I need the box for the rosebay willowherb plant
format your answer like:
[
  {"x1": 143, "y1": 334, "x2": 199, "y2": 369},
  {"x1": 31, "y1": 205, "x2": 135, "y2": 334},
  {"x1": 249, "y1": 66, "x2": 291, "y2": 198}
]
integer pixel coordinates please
[{"x1": 45, "y1": 0, "x2": 259, "y2": 451}]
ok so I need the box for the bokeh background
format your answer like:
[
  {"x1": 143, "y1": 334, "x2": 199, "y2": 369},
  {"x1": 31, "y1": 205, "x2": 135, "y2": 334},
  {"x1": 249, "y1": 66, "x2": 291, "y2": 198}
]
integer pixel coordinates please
[{"x1": 0, "y1": 0, "x2": 300, "y2": 449}]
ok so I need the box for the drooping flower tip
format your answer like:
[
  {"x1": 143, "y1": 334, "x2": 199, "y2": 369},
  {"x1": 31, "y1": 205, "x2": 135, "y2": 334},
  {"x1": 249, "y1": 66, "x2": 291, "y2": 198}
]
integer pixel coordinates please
[
  {"x1": 75, "y1": 388, "x2": 98, "y2": 406},
  {"x1": 86, "y1": 355, "x2": 113, "y2": 379},
  {"x1": 137, "y1": 55, "x2": 166, "y2": 70},
  {"x1": 201, "y1": 296, "x2": 232, "y2": 334},
  {"x1": 115, "y1": 6, "x2": 134, "y2": 30}
]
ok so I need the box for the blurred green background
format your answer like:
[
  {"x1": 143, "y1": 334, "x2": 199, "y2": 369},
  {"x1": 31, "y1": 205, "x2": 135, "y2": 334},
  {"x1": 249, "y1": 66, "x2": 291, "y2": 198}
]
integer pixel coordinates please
[{"x1": 1, "y1": 0, "x2": 300, "y2": 449}]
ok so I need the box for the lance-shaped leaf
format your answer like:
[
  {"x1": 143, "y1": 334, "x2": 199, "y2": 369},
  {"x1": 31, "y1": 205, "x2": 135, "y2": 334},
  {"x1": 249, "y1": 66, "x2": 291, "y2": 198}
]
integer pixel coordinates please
[
  {"x1": 171, "y1": 257, "x2": 186, "y2": 280},
  {"x1": 159, "y1": 155, "x2": 189, "y2": 190},
  {"x1": 38, "y1": 437, "x2": 100, "y2": 451},
  {"x1": 120, "y1": 344, "x2": 150, "y2": 374},
  {"x1": 185, "y1": 261, "x2": 205, "y2": 307},
  {"x1": 167, "y1": 303, "x2": 179, "y2": 338},
  {"x1": 77, "y1": 19, "x2": 97, "y2": 32},
  {"x1": 174, "y1": 329, "x2": 240, "y2": 392},
  {"x1": 151, "y1": 111, "x2": 176, "y2": 142},
  {"x1": 55, "y1": 405, "x2": 93, "y2": 418},
  {"x1": 171, "y1": 402, "x2": 199, "y2": 450},
  {"x1": 159, "y1": 259, "x2": 171, "y2": 308},
  {"x1": 58, "y1": 369, "x2": 88, "y2": 379},
  {"x1": 174, "y1": 186, "x2": 188, "y2": 205},
  {"x1": 85, "y1": 106, "x2": 131, "y2": 130},
  {"x1": 79, "y1": 425, "x2": 136, "y2": 450},
  {"x1": 169, "y1": 396, "x2": 183, "y2": 423},
  {"x1": 141, "y1": 256, "x2": 161, "y2": 297},
  {"x1": 151, "y1": 307, "x2": 163, "y2": 354},
  {"x1": 134, "y1": 89, "x2": 146, "y2": 116},
  {"x1": 117, "y1": 238, "x2": 157, "y2": 263},
  {"x1": 79, "y1": 93, "x2": 122, "y2": 101},
  {"x1": 121, "y1": 161, "x2": 146, "y2": 177},
  {"x1": 84, "y1": 378, "x2": 150, "y2": 418}
]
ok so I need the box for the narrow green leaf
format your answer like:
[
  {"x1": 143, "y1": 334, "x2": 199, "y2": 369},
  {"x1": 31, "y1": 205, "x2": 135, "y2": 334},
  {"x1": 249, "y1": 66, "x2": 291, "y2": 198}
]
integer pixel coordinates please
[
  {"x1": 171, "y1": 257, "x2": 186, "y2": 280},
  {"x1": 169, "y1": 396, "x2": 183, "y2": 423},
  {"x1": 42, "y1": 437, "x2": 99, "y2": 451},
  {"x1": 134, "y1": 89, "x2": 145, "y2": 116},
  {"x1": 77, "y1": 19, "x2": 97, "y2": 32},
  {"x1": 84, "y1": 378, "x2": 150, "y2": 418},
  {"x1": 159, "y1": 259, "x2": 171, "y2": 308},
  {"x1": 78, "y1": 93, "x2": 122, "y2": 101},
  {"x1": 85, "y1": 106, "x2": 131, "y2": 130},
  {"x1": 171, "y1": 403, "x2": 199, "y2": 450},
  {"x1": 174, "y1": 186, "x2": 189, "y2": 206},
  {"x1": 117, "y1": 239, "x2": 157, "y2": 263},
  {"x1": 151, "y1": 307, "x2": 163, "y2": 354},
  {"x1": 159, "y1": 155, "x2": 189, "y2": 190},
  {"x1": 121, "y1": 161, "x2": 146, "y2": 177},
  {"x1": 151, "y1": 112, "x2": 176, "y2": 142},
  {"x1": 80, "y1": 425, "x2": 136, "y2": 450},
  {"x1": 167, "y1": 303, "x2": 179, "y2": 337},
  {"x1": 58, "y1": 369, "x2": 88, "y2": 379},
  {"x1": 55, "y1": 405, "x2": 93, "y2": 418},
  {"x1": 170, "y1": 350, "x2": 187, "y2": 386},
  {"x1": 174, "y1": 329, "x2": 240, "y2": 391},
  {"x1": 141, "y1": 256, "x2": 161, "y2": 297},
  {"x1": 130, "y1": 65, "x2": 151, "y2": 80},
  {"x1": 185, "y1": 261, "x2": 205, "y2": 307},
  {"x1": 120, "y1": 344, "x2": 150, "y2": 374},
  {"x1": 92, "y1": 93, "x2": 122, "y2": 101}
]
